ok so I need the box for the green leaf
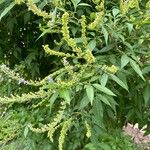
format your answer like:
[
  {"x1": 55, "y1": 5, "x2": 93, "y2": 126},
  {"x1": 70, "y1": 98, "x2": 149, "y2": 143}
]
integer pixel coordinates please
[
  {"x1": 112, "y1": 8, "x2": 120, "y2": 17},
  {"x1": 126, "y1": 23, "x2": 133, "y2": 34},
  {"x1": 121, "y1": 54, "x2": 129, "y2": 68},
  {"x1": 105, "y1": 95, "x2": 117, "y2": 111},
  {"x1": 99, "y1": 44, "x2": 115, "y2": 53},
  {"x1": 0, "y1": 0, "x2": 5, "y2": 5},
  {"x1": 142, "y1": 66, "x2": 150, "y2": 75},
  {"x1": 70, "y1": 0, "x2": 81, "y2": 10},
  {"x1": 100, "y1": 143, "x2": 112, "y2": 150},
  {"x1": 102, "y1": 26, "x2": 108, "y2": 45},
  {"x1": 38, "y1": 0, "x2": 48, "y2": 9},
  {"x1": 88, "y1": 40, "x2": 96, "y2": 51},
  {"x1": 59, "y1": 89, "x2": 71, "y2": 104},
  {"x1": 110, "y1": 74, "x2": 128, "y2": 91},
  {"x1": 98, "y1": 94, "x2": 111, "y2": 106},
  {"x1": 0, "y1": 2, "x2": 15, "y2": 20},
  {"x1": 89, "y1": 75, "x2": 99, "y2": 82},
  {"x1": 78, "y1": 3, "x2": 92, "y2": 7},
  {"x1": 76, "y1": 85, "x2": 82, "y2": 92},
  {"x1": 143, "y1": 85, "x2": 150, "y2": 106},
  {"x1": 38, "y1": 28, "x2": 51, "y2": 40},
  {"x1": 24, "y1": 126, "x2": 29, "y2": 138},
  {"x1": 86, "y1": 85, "x2": 94, "y2": 105},
  {"x1": 92, "y1": 97, "x2": 103, "y2": 126},
  {"x1": 79, "y1": 96, "x2": 90, "y2": 110},
  {"x1": 123, "y1": 41, "x2": 133, "y2": 50},
  {"x1": 93, "y1": 84, "x2": 116, "y2": 96},
  {"x1": 130, "y1": 59, "x2": 145, "y2": 81},
  {"x1": 49, "y1": 93, "x2": 59, "y2": 111},
  {"x1": 117, "y1": 33, "x2": 125, "y2": 42},
  {"x1": 100, "y1": 73, "x2": 108, "y2": 87}
]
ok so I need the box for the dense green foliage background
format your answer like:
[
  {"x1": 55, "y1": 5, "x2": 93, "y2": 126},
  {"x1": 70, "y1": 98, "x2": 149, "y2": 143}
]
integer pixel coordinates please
[{"x1": 0, "y1": 0, "x2": 150, "y2": 149}]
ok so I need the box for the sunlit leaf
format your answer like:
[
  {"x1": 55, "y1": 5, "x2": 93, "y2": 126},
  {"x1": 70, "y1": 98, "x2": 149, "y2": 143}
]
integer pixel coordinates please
[
  {"x1": 0, "y1": 2, "x2": 15, "y2": 20},
  {"x1": 100, "y1": 73, "x2": 108, "y2": 87},
  {"x1": 102, "y1": 26, "x2": 108, "y2": 45},
  {"x1": 59, "y1": 89, "x2": 71, "y2": 104},
  {"x1": 98, "y1": 94, "x2": 111, "y2": 106},
  {"x1": 49, "y1": 93, "x2": 59, "y2": 111},
  {"x1": 110, "y1": 74, "x2": 128, "y2": 91},
  {"x1": 143, "y1": 85, "x2": 150, "y2": 106},
  {"x1": 78, "y1": 3, "x2": 91, "y2": 7},
  {"x1": 93, "y1": 84, "x2": 116, "y2": 96},
  {"x1": 24, "y1": 126, "x2": 29, "y2": 138},
  {"x1": 130, "y1": 59, "x2": 145, "y2": 81},
  {"x1": 70, "y1": 0, "x2": 81, "y2": 10},
  {"x1": 88, "y1": 40, "x2": 96, "y2": 51},
  {"x1": 121, "y1": 54, "x2": 129, "y2": 68},
  {"x1": 79, "y1": 95, "x2": 90, "y2": 109},
  {"x1": 86, "y1": 85, "x2": 94, "y2": 105},
  {"x1": 112, "y1": 8, "x2": 120, "y2": 17},
  {"x1": 92, "y1": 97, "x2": 103, "y2": 126},
  {"x1": 126, "y1": 23, "x2": 133, "y2": 34}
]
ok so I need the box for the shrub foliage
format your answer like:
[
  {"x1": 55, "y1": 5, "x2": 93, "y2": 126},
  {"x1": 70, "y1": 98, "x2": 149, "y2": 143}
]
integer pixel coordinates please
[{"x1": 0, "y1": 0, "x2": 150, "y2": 149}]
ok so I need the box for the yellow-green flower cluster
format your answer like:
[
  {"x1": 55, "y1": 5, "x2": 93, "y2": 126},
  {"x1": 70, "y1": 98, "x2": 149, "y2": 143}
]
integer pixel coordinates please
[
  {"x1": 43, "y1": 45, "x2": 73, "y2": 58},
  {"x1": 0, "y1": 106, "x2": 7, "y2": 117},
  {"x1": 84, "y1": 49, "x2": 95, "y2": 64},
  {"x1": 92, "y1": 0, "x2": 104, "y2": 10},
  {"x1": 129, "y1": 0, "x2": 139, "y2": 9},
  {"x1": 88, "y1": 12, "x2": 104, "y2": 30},
  {"x1": 0, "y1": 64, "x2": 28, "y2": 84},
  {"x1": 61, "y1": 12, "x2": 82, "y2": 56},
  {"x1": 32, "y1": 64, "x2": 85, "y2": 88},
  {"x1": 56, "y1": 79, "x2": 77, "y2": 89},
  {"x1": 58, "y1": 118, "x2": 72, "y2": 150},
  {"x1": 68, "y1": 39, "x2": 82, "y2": 55},
  {"x1": 27, "y1": 0, "x2": 51, "y2": 19},
  {"x1": 95, "y1": 0, "x2": 105, "y2": 11},
  {"x1": 47, "y1": 102, "x2": 66, "y2": 142},
  {"x1": 81, "y1": 15, "x2": 88, "y2": 47},
  {"x1": 62, "y1": 58, "x2": 74, "y2": 75},
  {"x1": 15, "y1": 0, "x2": 24, "y2": 4},
  {"x1": 102, "y1": 65, "x2": 118, "y2": 74},
  {"x1": 61, "y1": 12, "x2": 70, "y2": 41},
  {"x1": 0, "y1": 90, "x2": 47, "y2": 104},
  {"x1": 52, "y1": 0, "x2": 63, "y2": 7},
  {"x1": 88, "y1": 0, "x2": 104, "y2": 30},
  {"x1": 29, "y1": 65, "x2": 79, "y2": 88},
  {"x1": 146, "y1": 1, "x2": 150, "y2": 8},
  {"x1": 85, "y1": 121, "x2": 91, "y2": 138},
  {"x1": 0, "y1": 118, "x2": 20, "y2": 145},
  {"x1": 120, "y1": 0, "x2": 139, "y2": 14},
  {"x1": 29, "y1": 102, "x2": 66, "y2": 142},
  {"x1": 28, "y1": 68, "x2": 66, "y2": 86},
  {"x1": 92, "y1": 0, "x2": 101, "y2": 5},
  {"x1": 29, "y1": 124, "x2": 49, "y2": 133}
]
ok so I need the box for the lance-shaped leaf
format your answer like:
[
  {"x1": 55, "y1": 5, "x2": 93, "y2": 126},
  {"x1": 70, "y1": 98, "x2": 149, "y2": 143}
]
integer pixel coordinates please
[
  {"x1": 100, "y1": 73, "x2": 108, "y2": 87},
  {"x1": 0, "y1": 2, "x2": 15, "y2": 20},
  {"x1": 130, "y1": 59, "x2": 145, "y2": 81},
  {"x1": 121, "y1": 54, "x2": 129, "y2": 68},
  {"x1": 86, "y1": 85, "x2": 94, "y2": 105},
  {"x1": 110, "y1": 74, "x2": 128, "y2": 91},
  {"x1": 93, "y1": 84, "x2": 116, "y2": 96},
  {"x1": 59, "y1": 89, "x2": 71, "y2": 104},
  {"x1": 143, "y1": 85, "x2": 150, "y2": 106},
  {"x1": 98, "y1": 94, "x2": 111, "y2": 106}
]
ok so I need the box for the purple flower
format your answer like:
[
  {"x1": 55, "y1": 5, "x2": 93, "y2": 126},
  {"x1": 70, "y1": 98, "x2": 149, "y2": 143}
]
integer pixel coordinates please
[
  {"x1": 47, "y1": 76, "x2": 54, "y2": 83},
  {"x1": 123, "y1": 123, "x2": 150, "y2": 149},
  {"x1": 18, "y1": 78, "x2": 27, "y2": 84}
]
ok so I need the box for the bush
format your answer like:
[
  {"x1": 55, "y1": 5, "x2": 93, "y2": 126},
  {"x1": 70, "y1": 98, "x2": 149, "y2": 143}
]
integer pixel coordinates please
[{"x1": 0, "y1": 0, "x2": 150, "y2": 149}]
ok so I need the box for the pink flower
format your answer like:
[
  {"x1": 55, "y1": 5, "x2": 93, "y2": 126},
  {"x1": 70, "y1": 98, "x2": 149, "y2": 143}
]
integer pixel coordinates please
[{"x1": 123, "y1": 123, "x2": 150, "y2": 149}]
